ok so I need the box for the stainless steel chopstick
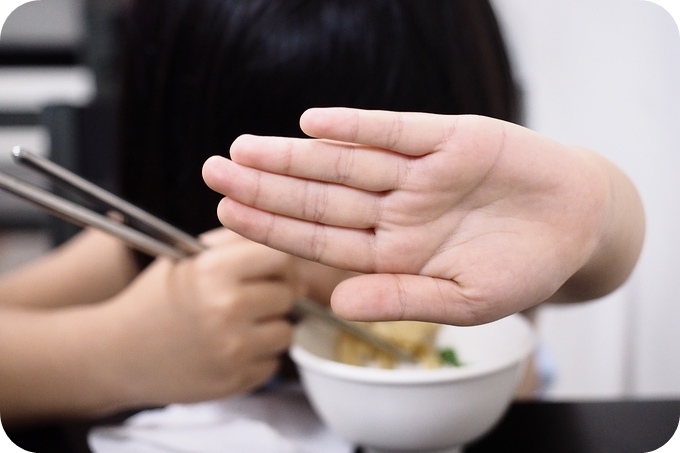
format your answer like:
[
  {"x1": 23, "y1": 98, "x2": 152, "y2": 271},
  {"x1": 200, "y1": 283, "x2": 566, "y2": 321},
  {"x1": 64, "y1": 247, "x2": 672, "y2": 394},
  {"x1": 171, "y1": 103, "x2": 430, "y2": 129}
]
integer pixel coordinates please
[
  {"x1": 11, "y1": 146, "x2": 204, "y2": 256},
  {"x1": 1, "y1": 147, "x2": 417, "y2": 363},
  {"x1": 0, "y1": 171, "x2": 185, "y2": 259},
  {"x1": 291, "y1": 298, "x2": 419, "y2": 362}
]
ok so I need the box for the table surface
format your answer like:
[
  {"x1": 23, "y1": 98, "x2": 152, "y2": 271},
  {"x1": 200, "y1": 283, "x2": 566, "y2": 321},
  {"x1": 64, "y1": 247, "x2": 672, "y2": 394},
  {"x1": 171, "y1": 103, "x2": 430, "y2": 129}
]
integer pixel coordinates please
[
  {"x1": 7, "y1": 399, "x2": 680, "y2": 453},
  {"x1": 464, "y1": 399, "x2": 680, "y2": 453}
]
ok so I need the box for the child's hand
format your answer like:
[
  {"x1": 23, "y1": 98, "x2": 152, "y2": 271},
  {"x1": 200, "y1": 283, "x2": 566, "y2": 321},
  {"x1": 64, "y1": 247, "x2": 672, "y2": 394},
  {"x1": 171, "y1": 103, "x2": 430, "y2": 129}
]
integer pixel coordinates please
[{"x1": 102, "y1": 228, "x2": 297, "y2": 408}]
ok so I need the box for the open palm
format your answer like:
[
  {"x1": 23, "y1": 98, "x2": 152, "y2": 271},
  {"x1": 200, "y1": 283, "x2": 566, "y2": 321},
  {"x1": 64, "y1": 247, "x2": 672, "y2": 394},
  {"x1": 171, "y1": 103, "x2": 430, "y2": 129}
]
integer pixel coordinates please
[{"x1": 203, "y1": 108, "x2": 641, "y2": 325}]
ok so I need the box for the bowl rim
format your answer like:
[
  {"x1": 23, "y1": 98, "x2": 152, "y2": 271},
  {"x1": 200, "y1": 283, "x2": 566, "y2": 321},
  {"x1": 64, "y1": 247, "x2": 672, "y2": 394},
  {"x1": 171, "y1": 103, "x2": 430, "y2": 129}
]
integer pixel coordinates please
[{"x1": 290, "y1": 313, "x2": 536, "y2": 385}]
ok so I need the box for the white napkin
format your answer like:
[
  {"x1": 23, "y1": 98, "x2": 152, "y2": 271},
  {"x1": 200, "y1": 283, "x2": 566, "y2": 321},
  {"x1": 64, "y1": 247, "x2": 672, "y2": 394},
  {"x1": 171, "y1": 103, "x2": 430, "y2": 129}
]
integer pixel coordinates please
[{"x1": 88, "y1": 382, "x2": 353, "y2": 453}]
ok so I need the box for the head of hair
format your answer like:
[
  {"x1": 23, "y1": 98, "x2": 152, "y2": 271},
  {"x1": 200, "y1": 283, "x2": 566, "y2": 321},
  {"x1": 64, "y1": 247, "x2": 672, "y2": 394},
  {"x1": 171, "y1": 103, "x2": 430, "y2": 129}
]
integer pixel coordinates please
[{"x1": 118, "y1": 0, "x2": 520, "y2": 264}]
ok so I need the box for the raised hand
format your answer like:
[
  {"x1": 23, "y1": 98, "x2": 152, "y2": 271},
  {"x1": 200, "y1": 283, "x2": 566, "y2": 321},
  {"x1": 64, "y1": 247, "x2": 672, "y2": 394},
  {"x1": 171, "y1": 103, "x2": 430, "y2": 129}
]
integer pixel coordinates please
[{"x1": 203, "y1": 108, "x2": 644, "y2": 325}]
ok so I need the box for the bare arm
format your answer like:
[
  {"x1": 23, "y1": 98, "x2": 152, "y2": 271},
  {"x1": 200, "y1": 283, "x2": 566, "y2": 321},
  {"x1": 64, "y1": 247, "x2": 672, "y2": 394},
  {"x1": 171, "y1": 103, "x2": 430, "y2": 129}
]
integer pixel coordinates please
[
  {"x1": 0, "y1": 303, "x2": 126, "y2": 425},
  {"x1": 0, "y1": 230, "x2": 142, "y2": 424},
  {"x1": 0, "y1": 229, "x2": 296, "y2": 426},
  {"x1": 545, "y1": 148, "x2": 644, "y2": 303},
  {"x1": 203, "y1": 108, "x2": 645, "y2": 326},
  {"x1": 0, "y1": 229, "x2": 139, "y2": 309}
]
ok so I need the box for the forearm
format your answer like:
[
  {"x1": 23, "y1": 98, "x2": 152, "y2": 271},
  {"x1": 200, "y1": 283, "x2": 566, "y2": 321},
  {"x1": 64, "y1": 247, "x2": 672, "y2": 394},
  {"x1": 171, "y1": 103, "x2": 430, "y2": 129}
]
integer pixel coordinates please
[
  {"x1": 0, "y1": 305, "x2": 131, "y2": 426},
  {"x1": 0, "y1": 229, "x2": 138, "y2": 309},
  {"x1": 550, "y1": 149, "x2": 645, "y2": 303}
]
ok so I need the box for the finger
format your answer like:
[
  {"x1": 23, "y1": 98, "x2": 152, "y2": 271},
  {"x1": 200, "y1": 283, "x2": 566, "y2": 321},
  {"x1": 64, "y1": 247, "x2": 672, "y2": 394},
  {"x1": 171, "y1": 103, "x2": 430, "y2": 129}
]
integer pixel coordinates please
[
  {"x1": 330, "y1": 274, "x2": 519, "y2": 326},
  {"x1": 204, "y1": 155, "x2": 382, "y2": 229},
  {"x1": 249, "y1": 318, "x2": 294, "y2": 359},
  {"x1": 214, "y1": 239, "x2": 299, "y2": 283},
  {"x1": 237, "y1": 360, "x2": 280, "y2": 393},
  {"x1": 198, "y1": 226, "x2": 244, "y2": 246},
  {"x1": 300, "y1": 108, "x2": 457, "y2": 156},
  {"x1": 216, "y1": 196, "x2": 378, "y2": 272},
  {"x1": 233, "y1": 281, "x2": 297, "y2": 321},
  {"x1": 229, "y1": 357, "x2": 283, "y2": 395},
  {"x1": 228, "y1": 135, "x2": 406, "y2": 192}
]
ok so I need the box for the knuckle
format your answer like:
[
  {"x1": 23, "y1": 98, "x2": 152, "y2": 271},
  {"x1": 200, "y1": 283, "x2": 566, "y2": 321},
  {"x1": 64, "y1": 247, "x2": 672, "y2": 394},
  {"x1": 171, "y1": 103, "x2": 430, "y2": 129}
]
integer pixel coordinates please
[
  {"x1": 309, "y1": 223, "x2": 328, "y2": 263},
  {"x1": 386, "y1": 114, "x2": 405, "y2": 149}
]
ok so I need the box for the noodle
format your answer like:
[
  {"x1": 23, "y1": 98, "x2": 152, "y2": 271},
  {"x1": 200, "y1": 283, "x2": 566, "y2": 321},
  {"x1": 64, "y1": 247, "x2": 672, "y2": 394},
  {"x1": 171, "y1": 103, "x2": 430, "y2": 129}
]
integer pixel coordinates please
[{"x1": 335, "y1": 321, "x2": 453, "y2": 369}]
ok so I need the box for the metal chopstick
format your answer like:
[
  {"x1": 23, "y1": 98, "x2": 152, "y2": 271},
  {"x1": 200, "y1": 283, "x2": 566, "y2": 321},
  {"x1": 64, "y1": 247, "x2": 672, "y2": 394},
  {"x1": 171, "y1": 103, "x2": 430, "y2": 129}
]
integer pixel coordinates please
[
  {"x1": 1, "y1": 147, "x2": 417, "y2": 363},
  {"x1": 0, "y1": 171, "x2": 185, "y2": 259},
  {"x1": 291, "y1": 298, "x2": 419, "y2": 362},
  {"x1": 11, "y1": 146, "x2": 204, "y2": 256}
]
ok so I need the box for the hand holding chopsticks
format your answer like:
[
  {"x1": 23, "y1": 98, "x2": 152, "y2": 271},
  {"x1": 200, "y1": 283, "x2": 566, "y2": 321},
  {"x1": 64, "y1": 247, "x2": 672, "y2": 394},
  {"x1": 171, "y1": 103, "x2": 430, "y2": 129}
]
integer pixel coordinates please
[{"x1": 0, "y1": 147, "x2": 418, "y2": 363}]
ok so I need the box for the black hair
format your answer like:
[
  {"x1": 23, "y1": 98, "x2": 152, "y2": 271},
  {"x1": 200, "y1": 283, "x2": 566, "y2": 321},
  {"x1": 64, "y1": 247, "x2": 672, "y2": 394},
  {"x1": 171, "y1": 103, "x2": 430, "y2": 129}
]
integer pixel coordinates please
[{"x1": 118, "y1": 0, "x2": 520, "y2": 265}]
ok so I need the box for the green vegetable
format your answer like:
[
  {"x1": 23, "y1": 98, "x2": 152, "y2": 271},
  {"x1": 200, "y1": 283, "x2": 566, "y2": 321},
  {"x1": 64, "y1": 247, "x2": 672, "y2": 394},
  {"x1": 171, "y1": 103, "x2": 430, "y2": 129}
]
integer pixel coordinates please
[{"x1": 438, "y1": 347, "x2": 462, "y2": 367}]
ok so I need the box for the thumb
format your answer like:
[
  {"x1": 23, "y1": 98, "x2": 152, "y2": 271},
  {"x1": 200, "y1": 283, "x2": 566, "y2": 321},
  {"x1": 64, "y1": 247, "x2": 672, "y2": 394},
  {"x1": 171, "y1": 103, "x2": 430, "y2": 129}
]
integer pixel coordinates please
[{"x1": 330, "y1": 274, "x2": 485, "y2": 326}]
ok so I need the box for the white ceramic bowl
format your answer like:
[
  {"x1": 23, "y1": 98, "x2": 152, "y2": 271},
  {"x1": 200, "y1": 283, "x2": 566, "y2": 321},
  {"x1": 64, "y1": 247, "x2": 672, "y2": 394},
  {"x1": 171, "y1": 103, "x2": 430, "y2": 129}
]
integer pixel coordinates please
[{"x1": 290, "y1": 314, "x2": 535, "y2": 453}]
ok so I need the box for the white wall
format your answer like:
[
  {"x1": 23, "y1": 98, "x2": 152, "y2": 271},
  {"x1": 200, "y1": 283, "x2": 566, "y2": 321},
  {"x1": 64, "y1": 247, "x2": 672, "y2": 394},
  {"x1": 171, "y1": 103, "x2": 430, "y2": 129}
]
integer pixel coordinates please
[
  {"x1": 0, "y1": 0, "x2": 83, "y2": 47},
  {"x1": 492, "y1": 0, "x2": 680, "y2": 399}
]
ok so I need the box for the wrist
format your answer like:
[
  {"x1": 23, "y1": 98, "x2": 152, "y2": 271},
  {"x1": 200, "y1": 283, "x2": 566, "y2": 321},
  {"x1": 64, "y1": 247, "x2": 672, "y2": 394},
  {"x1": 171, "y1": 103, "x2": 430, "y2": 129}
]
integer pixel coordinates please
[
  {"x1": 0, "y1": 304, "x2": 133, "y2": 424},
  {"x1": 554, "y1": 148, "x2": 644, "y2": 302},
  {"x1": 81, "y1": 298, "x2": 157, "y2": 416}
]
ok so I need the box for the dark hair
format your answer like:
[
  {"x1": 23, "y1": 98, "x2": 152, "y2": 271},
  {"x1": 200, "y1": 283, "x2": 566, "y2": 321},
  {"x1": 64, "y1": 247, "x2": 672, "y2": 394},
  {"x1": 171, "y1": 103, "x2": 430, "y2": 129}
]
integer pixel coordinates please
[{"x1": 118, "y1": 0, "x2": 520, "y2": 264}]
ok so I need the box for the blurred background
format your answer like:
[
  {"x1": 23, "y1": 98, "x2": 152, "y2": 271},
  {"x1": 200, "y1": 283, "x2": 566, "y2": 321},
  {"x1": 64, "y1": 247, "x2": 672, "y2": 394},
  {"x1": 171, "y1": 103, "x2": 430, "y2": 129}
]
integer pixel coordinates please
[{"x1": 1, "y1": 0, "x2": 678, "y2": 401}]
